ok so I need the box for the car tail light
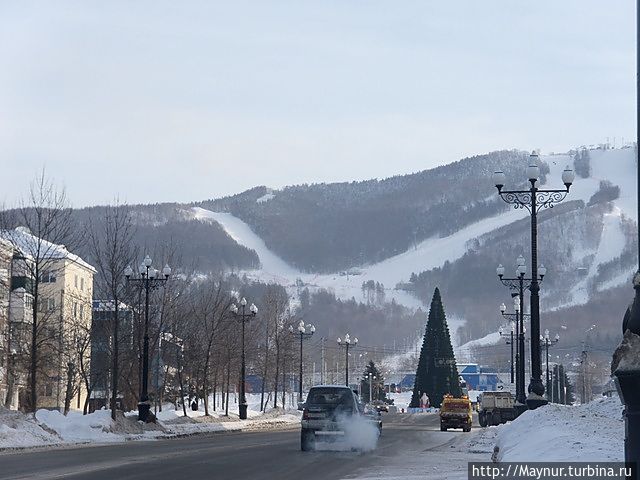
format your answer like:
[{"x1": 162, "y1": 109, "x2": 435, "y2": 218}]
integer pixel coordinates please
[{"x1": 302, "y1": 408, "x2": 309, "y2": 420}]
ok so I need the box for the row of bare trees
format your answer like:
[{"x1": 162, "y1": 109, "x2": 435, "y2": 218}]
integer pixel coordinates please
[{"x1": 1, "y1": 170, "x2": 306, "y2": 417}]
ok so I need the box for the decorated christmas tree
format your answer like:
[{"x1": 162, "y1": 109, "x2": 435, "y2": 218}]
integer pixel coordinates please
[{"x1": 410, "y1": 287, "x2": 462, "y2": 408}]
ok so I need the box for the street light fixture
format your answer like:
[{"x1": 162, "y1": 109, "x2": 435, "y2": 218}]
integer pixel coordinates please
[
  {"x1": 337, "y1": 334, "x2": 358, "y2": 386},
  {"x1": 289, "y1": 320, "x2": 315, "y2": 402},
  {"x1": 230, "y1": 297, "x2": 258, "y2": 420},
  {"x1": 540, "y1": 329, "x2": 560, "y2": 402},
  {"x1": 494, "y1": 153, "x2": 573, "y2": 409},
  {"x1": 124, "y1": 256, "x2": 171, "y2": 422},
  {"x1": 496, "y1": 257, "x2": 539, "y2": 407}
]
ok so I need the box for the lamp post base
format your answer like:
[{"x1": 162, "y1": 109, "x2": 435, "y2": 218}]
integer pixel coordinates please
[
  {"x1": 611, "y1": 328, "x2": 640, "y2": 478},
  {"x1": 526, "y1": 393, "x2": 548, "y2": 410},
  {"x1": 614, "y1": 370, "x2": 640, "y2": 479},
  {"x1": 514, "y1": 402, "x2": 528, "y2": 417},
  {"x1": 138, "y1": 401, "x2": 153, "y2": 422},
  {"x1": 239, "y1": 402, "x2": 248, "y2": 420}
]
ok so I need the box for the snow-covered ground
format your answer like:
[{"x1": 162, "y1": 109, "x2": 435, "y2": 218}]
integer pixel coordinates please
[
  {"x1": 388, "y1": 391, "x2": 413, "y2": 411},
  {"x1": 353, "y1": 395, "x2": 624, "y2": 479},
  {"x1": 457, "y1": 330, "x2": 503, "y2": 361},
  {"x1": 473, "y1": 395, "x2": 624, "y2": 462},
  {"x1": 0, "y1": 393, "x2": 300, "y2": 450}
]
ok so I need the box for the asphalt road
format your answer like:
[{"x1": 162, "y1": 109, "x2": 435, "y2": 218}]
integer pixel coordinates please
[{"x1": 0, "y1": 413, "x2": 471, "y2": 480}]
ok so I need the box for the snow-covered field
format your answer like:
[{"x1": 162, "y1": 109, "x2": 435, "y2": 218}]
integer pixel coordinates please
[{"x1": 0, "y1": 393, "x2": 300, "y2": 450}]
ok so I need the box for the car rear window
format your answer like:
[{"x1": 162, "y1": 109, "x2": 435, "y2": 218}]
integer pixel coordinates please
[{"x1": 307, "y1": 388, "x2": 353, "y2": 406}]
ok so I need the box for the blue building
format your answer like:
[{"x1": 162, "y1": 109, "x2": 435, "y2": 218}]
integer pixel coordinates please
[{"x1": 398, "y1": 363, "x2": 502, "y2": 393}]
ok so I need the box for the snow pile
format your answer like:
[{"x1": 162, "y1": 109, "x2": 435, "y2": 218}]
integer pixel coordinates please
[
  {"x1": 492, "y1": 396, "x2": 624, "y2": 461},
  {"x1": 611, "y1": 329, "x2": 640, "y2": 372},
  {"x1": 35, "y1": 409, "x2": 166, "y2": 444},
  {"x1": 0, "y1": 408, "x2": 60, "y2": 449},
  {"x1": 0, "y1": 396, "x2": 301, "y2": 450},
  {"x1": 37, "y1": 409, "x2": 124, "y2": 444},
  {"x1": 157, "y1": 405, "x2": 300, "y2": 436}
]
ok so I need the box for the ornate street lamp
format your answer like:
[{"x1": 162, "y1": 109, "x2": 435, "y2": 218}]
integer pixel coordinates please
[
  {"x1": 494, "y1": 154, "x2": 573, "y2": 409},
  {"x1": 540, "y1": 329, "x2": 559, "y2": 401},
  {"x1": 497, "y1": 257, "x2": 542, "y2": 407},
  {"x1": 337, "y1": 334, "x2": 358, "y2": 386},
  {"x1": 124, "y1": 256, "x2": 171, "y2": 422},
  {"x1": 230, "y1": 297, "x2": 258, "y2": 420},
  {"x1": 289, "y1": 320, "x2": 315, "y2": 402}
]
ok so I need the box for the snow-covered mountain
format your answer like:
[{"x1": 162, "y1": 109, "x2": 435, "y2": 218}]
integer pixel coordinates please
[{"x1": 190, "y1": 146, "x2": 637, "y2": 349}]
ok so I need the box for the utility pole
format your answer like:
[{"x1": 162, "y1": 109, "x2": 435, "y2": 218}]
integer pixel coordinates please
[
  {"x1": 320, "y1": 337, "x2": 325, "y2": 384},
  {"x1": 559, "y1": 364, "x2": 565, "y2": 405},
  {"x1": 580, "y1": 349, "x2": 588, "y2": 404}
]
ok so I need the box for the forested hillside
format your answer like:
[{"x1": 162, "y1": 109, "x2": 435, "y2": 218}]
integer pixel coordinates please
[
  {"x1": 199, "y1": 150, "x2": 541, "y2": 272},
  {"x1": 73, "y1": 204, "x2": 260, "y2": 273}
]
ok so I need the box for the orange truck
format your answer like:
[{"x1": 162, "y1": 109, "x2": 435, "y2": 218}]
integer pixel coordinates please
[{"x1": 439, "y1": 394, "x2": 472, "y2": 432}]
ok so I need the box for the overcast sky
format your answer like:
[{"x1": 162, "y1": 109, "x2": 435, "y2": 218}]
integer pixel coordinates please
[{"x1": 0, "y1": 1, "x2": 635, "y2": 207}]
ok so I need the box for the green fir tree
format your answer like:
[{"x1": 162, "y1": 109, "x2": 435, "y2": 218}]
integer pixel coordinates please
[
  {"x1": 360, "y1": 361, "x2": 386, "y2": 403},
  {"x1": 410, "y1": 287, "x2": 462, "y2": 408}
]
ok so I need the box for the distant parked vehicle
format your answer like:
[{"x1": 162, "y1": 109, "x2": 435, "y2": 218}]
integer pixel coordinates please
[
  {"x1": 477, "y1": 391, "x2": 517, "y2": 427},
  {"x1": 370, "y1": 400, "x2": 389, "y2": 413},
  {"x1": 439, "y1": 395, "x2": 472, "y2": 432}
]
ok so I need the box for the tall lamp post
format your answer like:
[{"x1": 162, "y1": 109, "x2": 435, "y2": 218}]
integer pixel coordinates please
[
  {"x1": 611, "y1": 2, "x2": 640, "y2": 474},
  {"x1": 493, "y1": 155, "x2": 574, "y2": 408},
  {"x1": 230, "y1": 297, "x2": 258, "y2": 420},
  {"x1": 499, "y1": 321, "x2": 516, "y2": 384},
  {"x1": 289, "y1": 320, "x2": 315, "y2": 402},
  {"x1": 540, "y1": 329, "x2": 559, "y2": 402},
  {"x1": 367, "y1": 372, "x2": 377, "y2": 403},
  {"x1": 497, "y1": 256, "x2": 541, "y2": 407},
  {"x1": 337, "y1": 334, "x2": 358, "y2": 386},
  {"x1": 124, "y1": 256, "x2": 171, "y2": 422}
]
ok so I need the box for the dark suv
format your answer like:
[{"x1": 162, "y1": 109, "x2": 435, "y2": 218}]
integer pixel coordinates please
[{"x1": 300, "y1": 385, "x2": 381, "y2": 451}]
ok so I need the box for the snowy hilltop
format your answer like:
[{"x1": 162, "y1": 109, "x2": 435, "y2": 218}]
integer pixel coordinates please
[{"x1": 68, "y1": 146, "x2": 635, "y2": 348}]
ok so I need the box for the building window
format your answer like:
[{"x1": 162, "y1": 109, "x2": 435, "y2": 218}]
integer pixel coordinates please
[
  {"x1": 39, "y1": 297, "x2": 56, "y2": 312},
  {"x1": 41, "y1": 271, "x2": 56, "y2": 283},
  {"x1": 80, "y1": 304, "x2": 84, "y2": 320},
  {"x1": 80, "y1": 277, "x2": 84, "y2": 291},
  {"x1": 73, "y1": 302, "x2": 78, "y2": 318}
]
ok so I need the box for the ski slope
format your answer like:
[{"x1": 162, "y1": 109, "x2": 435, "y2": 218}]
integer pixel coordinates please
[{"x1": 193, "y1": 147, "x2": 637, "y2": 320}]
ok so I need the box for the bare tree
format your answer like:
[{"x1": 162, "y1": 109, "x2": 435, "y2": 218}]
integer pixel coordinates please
[
  {"x1": 1, "y1": 170, "x2": 74, "y2": 413},
  {"x1": 190, "y1": 279, "x2": 233, "y2": 416},
  {"x1": 88, "y1": 203, "x2": 135, "y2": 419},
  {"x1": 260, "y1": 286, "x2": 289, "y2": 409}
]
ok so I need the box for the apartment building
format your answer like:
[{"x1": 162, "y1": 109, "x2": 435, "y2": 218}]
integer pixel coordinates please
[{"x1": 1, "y1": 227, "x2": 95, "y2": 411}]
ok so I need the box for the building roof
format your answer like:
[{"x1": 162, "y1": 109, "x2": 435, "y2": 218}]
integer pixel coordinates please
[{"x1": 0, "y1": 227, "x2": 96, "y2": 273}]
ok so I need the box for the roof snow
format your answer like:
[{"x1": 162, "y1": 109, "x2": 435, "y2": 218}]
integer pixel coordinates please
[{"x1": 0, "y1": 227, "x2": 96, "y2": 273}]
